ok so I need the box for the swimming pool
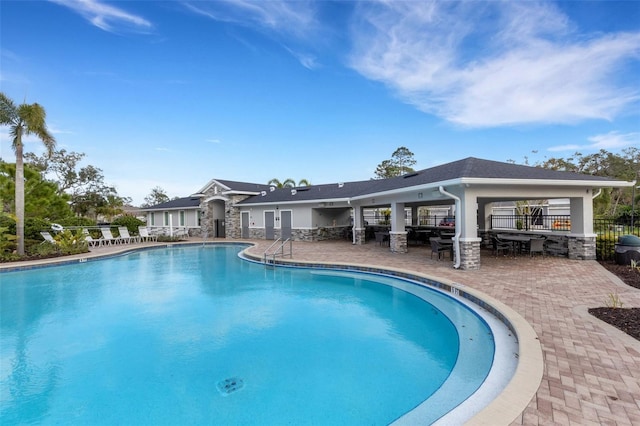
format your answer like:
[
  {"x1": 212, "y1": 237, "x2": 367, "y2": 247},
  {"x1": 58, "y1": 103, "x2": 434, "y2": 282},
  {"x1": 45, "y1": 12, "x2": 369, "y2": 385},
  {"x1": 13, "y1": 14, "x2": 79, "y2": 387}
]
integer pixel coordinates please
[{"x1": 0, "y1": 244, "x2": 516, "y2": 424}]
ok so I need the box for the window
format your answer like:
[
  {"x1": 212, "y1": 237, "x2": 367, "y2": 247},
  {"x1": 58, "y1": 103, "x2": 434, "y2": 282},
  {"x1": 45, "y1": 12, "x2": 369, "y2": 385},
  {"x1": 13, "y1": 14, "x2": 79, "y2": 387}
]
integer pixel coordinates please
[
  {"x1": 179, "y1": 210, "x2": 185, "y2": 226},
  {"x1": 150, "y1": 212, "x2": 155, "y2": 226},
  {"x1": 164, "y1": 211, "x2": 169, "y2": 226}
]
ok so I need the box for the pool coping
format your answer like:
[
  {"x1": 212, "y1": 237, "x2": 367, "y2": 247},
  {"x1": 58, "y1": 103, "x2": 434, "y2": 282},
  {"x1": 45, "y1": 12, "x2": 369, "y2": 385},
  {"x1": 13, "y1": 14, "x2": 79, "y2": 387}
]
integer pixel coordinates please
[{"x1": 1, "y1": 241, "x2": 544, "y2": 424}]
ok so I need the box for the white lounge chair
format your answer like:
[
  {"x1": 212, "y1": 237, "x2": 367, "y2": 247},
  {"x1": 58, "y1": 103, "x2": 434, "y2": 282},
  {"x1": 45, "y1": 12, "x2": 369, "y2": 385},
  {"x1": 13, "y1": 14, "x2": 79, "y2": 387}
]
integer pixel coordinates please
[
  {"x1": 138, "y1": 226, "x2": 158, "y2": 242},
  {"x1": 118, "y1": 226, "x2": 139, "y2": 244},
  {"x1": 40, "y1": 231, "x2": 57, "y2": 244},
  {"x1": 82, "y1": 229, "x2": 103, "y2": 248},
  {"x1": 174, "y1": 227, "x2": 189, "y2": 240},
  {"x1": 100, "y1": 227, "x2": 123, "y2": 245}
]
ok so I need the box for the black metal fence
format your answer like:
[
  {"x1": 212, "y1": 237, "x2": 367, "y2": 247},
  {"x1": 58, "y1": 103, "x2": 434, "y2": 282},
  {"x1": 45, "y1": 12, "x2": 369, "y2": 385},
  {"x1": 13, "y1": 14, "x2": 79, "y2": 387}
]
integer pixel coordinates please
[
  {"x1": 362, "y1": 213, "x2": 455, "y2": 227},
  {"x1": 594, "y1": 217, "x2": 639, "y2": 261},
  {"x1": 490, "y1": 214, "x2": 572, "y2": 231}
]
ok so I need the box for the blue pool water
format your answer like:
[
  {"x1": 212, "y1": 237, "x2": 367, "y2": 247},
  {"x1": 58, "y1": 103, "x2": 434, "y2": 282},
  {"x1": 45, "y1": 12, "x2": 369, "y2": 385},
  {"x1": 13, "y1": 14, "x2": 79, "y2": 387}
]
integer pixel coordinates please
[{"x1": 1, "y1": 245, "x2": 497, "y2": 425}]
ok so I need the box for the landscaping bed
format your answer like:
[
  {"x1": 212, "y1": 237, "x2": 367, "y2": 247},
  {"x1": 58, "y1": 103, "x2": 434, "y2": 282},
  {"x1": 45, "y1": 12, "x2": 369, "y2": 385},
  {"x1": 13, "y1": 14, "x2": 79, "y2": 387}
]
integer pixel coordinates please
[{"x1": 589, "y1": 261, "x2": 640, "y2": 341}]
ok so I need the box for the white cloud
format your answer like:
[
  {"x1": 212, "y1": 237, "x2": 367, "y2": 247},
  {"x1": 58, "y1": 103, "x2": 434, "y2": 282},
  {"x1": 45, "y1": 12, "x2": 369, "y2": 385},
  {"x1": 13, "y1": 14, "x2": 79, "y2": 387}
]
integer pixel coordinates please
[
  {"x1": 184, "y1": 0, "x2": 317, "y2": 39},
  {"x1": 348, "y1": 1, "x2": 640, "y2": 127},
  {"x1": 206, "y1": 139, "x2": 221, "y2": 144},
  {"x1": 184, "y1": 0, "x2": 320, "y2": 68},
  {"x1": 155, "y1": 147, "x2": 170, "y2": 152},
  {"x1": 587, "y1": 131, "x2": 640, "y2": 150},
  {"x1": 548, "y1": 131, "x2": 639, "y2": 152},
  {"x1": 49, "y1": 0, "x2": 152, "y2": 33},
  {"x1": 284, "y1": 46, "x2": 319, "y2": 70}
]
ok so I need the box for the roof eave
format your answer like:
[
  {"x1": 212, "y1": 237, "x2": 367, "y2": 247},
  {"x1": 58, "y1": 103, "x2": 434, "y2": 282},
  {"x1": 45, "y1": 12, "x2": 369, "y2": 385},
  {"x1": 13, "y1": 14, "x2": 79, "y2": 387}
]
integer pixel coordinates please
[
  {"x1": 459, "y1": 177, "x2": 635, "y2": 187},
  {"x1": 237, "y1": 197, "x2": 352, "y2": 207}
]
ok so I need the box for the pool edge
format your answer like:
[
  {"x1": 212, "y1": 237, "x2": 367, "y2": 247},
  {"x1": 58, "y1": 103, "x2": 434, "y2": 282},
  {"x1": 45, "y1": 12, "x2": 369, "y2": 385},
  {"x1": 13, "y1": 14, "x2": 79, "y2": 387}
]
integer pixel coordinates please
[
  {"x1": 0, "y1": 240, "x2": 544, "y2": 425},
  {"x1": 241, "y1": 246, "x2": 544, "y2": 426}
]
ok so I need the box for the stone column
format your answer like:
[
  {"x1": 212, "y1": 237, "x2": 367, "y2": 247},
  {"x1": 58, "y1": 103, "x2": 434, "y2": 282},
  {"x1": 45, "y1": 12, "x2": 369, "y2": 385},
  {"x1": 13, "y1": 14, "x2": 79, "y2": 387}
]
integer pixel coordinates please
[
  {"x1": 458, "y1": 238, "x2": 481, "y2": 270},
  {"x1": 567, "y1": 234, "x2": 597, "y2": 260},
  {"x1": 354, "y1": 228, "x2": 366, "y2": 245},
  {"x1": 390, "y1": 231, "x2": 408, "y2": 253},
  {"x1": 225, "y1": 195, "x2": 249, "y2": 239}
]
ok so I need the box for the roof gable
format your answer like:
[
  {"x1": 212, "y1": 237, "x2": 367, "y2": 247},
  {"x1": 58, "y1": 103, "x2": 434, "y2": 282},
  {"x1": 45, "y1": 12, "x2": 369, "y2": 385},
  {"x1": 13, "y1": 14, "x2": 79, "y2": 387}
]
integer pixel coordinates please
[{"x1": 196, "y1": 178, "x2": 272, "y2": 195}]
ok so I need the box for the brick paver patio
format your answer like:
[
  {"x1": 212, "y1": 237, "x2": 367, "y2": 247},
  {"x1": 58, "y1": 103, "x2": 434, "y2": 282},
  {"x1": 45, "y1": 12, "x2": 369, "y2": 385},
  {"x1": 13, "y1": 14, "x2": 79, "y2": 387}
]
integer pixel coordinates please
[{"x1": 3, "y1": 239, "x2": 639, "y2": 424}]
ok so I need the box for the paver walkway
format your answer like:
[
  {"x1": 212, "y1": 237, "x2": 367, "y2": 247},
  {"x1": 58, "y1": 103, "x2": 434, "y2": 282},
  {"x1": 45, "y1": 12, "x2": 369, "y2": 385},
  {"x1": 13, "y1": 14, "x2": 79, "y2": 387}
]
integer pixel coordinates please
[{"x1": 3, "y1": 239, "x2": 639, "y2": 425}]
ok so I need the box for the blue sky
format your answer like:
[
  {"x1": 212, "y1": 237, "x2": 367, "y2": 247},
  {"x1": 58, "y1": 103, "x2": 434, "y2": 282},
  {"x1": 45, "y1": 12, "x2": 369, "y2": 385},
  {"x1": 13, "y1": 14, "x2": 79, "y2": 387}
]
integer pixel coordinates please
[{"x1": 1, "y1": 0, "x2": 639, "y2": 205}]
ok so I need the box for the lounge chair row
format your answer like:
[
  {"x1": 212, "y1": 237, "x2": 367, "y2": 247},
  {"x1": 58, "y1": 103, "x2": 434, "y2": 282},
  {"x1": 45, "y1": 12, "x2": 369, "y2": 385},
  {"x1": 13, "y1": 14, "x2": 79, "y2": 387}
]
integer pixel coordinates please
[{"x1": 40, "y1": 226, "x2": 159, "y2": 248}]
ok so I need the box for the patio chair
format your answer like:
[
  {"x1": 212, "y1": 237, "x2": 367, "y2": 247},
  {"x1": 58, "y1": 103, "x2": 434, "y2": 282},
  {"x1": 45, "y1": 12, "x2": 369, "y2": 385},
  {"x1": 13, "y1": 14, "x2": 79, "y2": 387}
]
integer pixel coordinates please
[
  {"x1": 492, "y1": 236, "x2": 511, "y2": 257},
  {"x1": 40, "y1": 231, "x2": 57, "y2": 244},
  {"x1": 529, "y1": 237, "x2": 545, "y2": 257},
  {"x1": 138, "y1": 226, "x2": 158, "y2": 242},
  {"x1": 430, "y1": 237, "x2": 451, "y2": 260},
  {"x1": 118, "y1": 226, "x2": 139, "y2": 244},
  {"x1": 374, "y1": 231, "x2": 389, "y2": 246},
  {"x1": 174, "y1": 227, "x2": 189, "y2": 240},
  {"x1": 81, "y1": 229, "x2": 103, "y2": 248},
  {"x1": 100, "y1": 227, "x2": 123, "y2": 245}
]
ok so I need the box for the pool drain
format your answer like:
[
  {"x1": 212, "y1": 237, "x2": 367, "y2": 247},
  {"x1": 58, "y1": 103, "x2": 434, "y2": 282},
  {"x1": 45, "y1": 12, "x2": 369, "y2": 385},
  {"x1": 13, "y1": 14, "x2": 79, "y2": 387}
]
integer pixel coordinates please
[{"x1": 217, "y1": 377, "x2": 244, "y2": 396}]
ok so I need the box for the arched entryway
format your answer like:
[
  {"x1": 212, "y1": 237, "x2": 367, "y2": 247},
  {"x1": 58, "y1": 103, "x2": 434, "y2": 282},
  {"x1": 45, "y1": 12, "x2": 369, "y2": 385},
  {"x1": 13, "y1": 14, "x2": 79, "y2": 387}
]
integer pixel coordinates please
[{"x1": 203, "y1": 197, "x2": 226, "y2": 238}]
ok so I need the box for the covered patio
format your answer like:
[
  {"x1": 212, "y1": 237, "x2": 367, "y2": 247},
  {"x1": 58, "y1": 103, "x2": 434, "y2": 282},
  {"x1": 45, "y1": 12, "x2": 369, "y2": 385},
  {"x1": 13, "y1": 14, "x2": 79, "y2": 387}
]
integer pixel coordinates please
[{"x1": 347, "y1": 158, "x2": 634, "y2": 269}]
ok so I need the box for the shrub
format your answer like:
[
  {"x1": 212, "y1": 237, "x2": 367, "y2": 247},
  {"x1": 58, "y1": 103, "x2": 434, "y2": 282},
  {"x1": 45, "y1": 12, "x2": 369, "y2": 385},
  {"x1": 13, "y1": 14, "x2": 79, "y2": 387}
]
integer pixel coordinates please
[
  {"x1": 55, "y1": 229, "x2": 89, "y2": 254},
  {"x1": 0, "y1": 225, "x2": 17, "y2": 260},
  {"x1": 112, "y1": 215, "x2": 144, "y2": 235},
  {"x1": 25, "y1": 217, "x2": 51, "y2": 240},
  {"x1": 0, "y1": 213, "x2": 16, "y2": 234},
  {"x1": 28, "y1": 241, "x2": 58, "y2": 257}
]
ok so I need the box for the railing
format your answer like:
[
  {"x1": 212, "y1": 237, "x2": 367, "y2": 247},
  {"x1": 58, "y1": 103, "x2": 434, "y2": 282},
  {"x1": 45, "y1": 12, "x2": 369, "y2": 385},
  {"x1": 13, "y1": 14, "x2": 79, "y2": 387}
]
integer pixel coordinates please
[
  {"x1": 594, "y1": 218, "x2": 639, "y2": 261},
  {"x1": 362, "y1": 214, "x2": 455, "y2": 227},
  {"x1": 263, "y1": 238, "x2": 293, "y2": 265},
  {"x1": 490, "y1": 214, "x2": 571, "y2": 232}
]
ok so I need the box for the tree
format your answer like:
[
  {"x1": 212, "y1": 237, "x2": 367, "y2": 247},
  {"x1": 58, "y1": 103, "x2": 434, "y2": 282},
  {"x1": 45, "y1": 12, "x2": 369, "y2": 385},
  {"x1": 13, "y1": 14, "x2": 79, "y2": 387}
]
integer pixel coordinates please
[
  {"x1": 26, "y1": 149, "x2": 130, "y2": 219},
  {"x1": 0, "y1": 161, "x2": 73, "y2": 220},
  {"x1": 373, "y1": 146, "x2": 416, "y2": 179},
  {"x1": 537, "y1": 148, "x2": 639, "y2": 217},
  {"x1": 25, "y1": 149, "x2": 86, "y2": 194},
  {"x1": 0, "y1": 92, "x2": 56, "y2": 255},
  {"x1": 142, "y1": 186, "x2": 170, "y2": 207},
  {"x1": 268, "y1": 178, "x2": 296, "y2": 188}
]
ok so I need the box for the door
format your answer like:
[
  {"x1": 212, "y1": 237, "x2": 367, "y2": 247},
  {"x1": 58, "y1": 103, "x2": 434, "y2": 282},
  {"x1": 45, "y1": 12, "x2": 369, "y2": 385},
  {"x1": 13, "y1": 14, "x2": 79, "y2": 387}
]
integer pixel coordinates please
[
  {"x1": 265, "y1": 211, "x2": 275, "y2": 240},
  {"x1": 214, "y1": 219, "x2": 226, "y2": 238},
  {"x1": 281, "y1": 210, "x2": 292, "y2": 240},
  {"x1": 241, "y1": 212, "x2": 250, "y2": 238}
]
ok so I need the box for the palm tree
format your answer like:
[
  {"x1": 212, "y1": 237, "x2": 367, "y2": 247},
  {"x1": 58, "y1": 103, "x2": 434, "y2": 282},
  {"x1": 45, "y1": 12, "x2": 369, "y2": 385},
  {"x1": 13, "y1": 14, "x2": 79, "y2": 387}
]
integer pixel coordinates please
[
  {"x1": 268, "y1": 178, "x2": 311, "y2": 188},
  {"x1": 0, "y1": 93, "x2": 56, "y2": 255},
  {"x1": 268, "y1": 178, "x2": 296, "y2": 188}
]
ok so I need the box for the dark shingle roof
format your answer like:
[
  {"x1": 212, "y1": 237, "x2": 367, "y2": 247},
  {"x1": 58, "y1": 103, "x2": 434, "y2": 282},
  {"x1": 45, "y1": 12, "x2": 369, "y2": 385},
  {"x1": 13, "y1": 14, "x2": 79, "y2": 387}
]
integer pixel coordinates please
[
  {"x1": 238, "y1": 157, "x2": 616, "y2": 205},
  {"x1": 215, "y1": 179, "x2": 273, "y2": 193},
  {"x1": 142, "y1": 196, "x2": 201, "y2": 210}
]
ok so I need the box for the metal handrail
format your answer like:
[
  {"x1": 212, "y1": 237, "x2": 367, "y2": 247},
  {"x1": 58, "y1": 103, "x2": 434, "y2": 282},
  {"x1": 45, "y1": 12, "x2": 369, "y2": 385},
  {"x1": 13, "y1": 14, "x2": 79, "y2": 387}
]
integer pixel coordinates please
[{"x1": 263, "y1": 237, "x2": 293, "y2": 265}]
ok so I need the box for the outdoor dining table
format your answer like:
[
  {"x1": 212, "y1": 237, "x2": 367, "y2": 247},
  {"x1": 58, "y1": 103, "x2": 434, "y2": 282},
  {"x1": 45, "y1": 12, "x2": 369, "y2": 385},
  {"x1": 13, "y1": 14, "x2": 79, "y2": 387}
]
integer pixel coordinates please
[{"x1": 497, "y1": 234, "x2": 531, "y2": 256}]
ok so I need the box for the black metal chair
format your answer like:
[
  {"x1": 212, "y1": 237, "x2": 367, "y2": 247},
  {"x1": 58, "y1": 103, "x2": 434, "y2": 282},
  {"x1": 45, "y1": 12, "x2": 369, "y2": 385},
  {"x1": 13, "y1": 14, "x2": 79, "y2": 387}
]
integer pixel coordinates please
[
  {"x1": 492, "y1": 236, "x2": 511, "y2": 257},
  {"x1": 374, "y1": 231, "x2": 389, "y2": 246},
  {"x1": 430, "y1": 237, "x2": 451, "y2": 260},
  {"x1": 529, "y1": 237, "x2": 546, "y2": 257}
]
